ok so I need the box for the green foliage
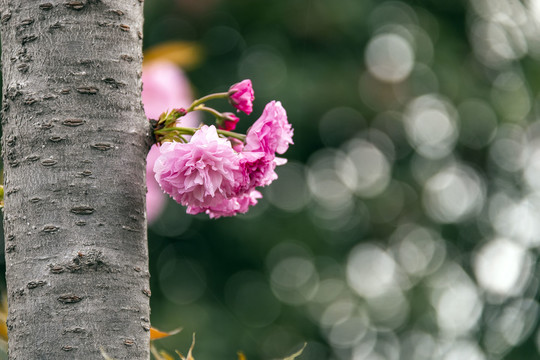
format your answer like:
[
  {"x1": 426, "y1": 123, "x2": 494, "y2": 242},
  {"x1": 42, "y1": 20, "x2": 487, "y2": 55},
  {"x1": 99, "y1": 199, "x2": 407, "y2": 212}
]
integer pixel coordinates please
[{"x1": 142, "y1": 0, "x2": 540, "y2": 359}]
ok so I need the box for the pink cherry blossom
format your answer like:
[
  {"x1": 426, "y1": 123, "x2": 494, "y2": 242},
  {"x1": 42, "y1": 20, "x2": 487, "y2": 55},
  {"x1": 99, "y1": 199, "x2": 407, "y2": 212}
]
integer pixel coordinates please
[
  {"x1": 142, "y1": 62, "x2": 198, "y2": 223},
  {"x1": 187, "y1": 190, "x2": 262, "y2": 219},
  {"x1": 236, "y1": 151, "x2": 277, "y2": 191},
  {"x1": 244, "y1": 101, "x2": 293, "y2": 156},
  {"x1": 151, "y1": 88, "x2": 294, "y2": 218},
  {"x1": 237, "y1": 101, "x2": 293, "y2": 191},
  {"x1": 154, "y1": 125, "x2": 242, "y2": 210},
  {"x1": 228, "y1": 79, "x2": 254, "y2": 115}
]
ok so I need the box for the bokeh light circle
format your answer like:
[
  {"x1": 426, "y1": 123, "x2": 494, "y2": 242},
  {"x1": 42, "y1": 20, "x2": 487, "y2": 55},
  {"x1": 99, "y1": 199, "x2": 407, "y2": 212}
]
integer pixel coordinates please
[
  {"x1": 403, "y1": 94, "x2": 459, "y2": 159},
  {"x1": 423, "y1": 164, "x2": 485, "y2": 223},
  {"x1": 365, "y1": 33, "x2": 415, "y2": 83}
]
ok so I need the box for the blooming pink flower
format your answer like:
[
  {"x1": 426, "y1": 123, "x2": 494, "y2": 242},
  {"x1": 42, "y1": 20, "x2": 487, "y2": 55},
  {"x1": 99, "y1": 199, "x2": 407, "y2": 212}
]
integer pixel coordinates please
[
  {"x1": 151, "y1": 91, "x2": 294, "y2": 218},
  {"x1": 237, "y1": 101, "x2": 293, "y2": 190},
  {"x1": 154, "y1": 125, "x2": 242, "y2": 210},
  {"x1": 228, "y1": 79, "x2": 254, "y2": 115},
  {"x1": 236, "y1": 151, "x2": 276, "y2": 191},
  {"x1": 219, "y1": 112, "x2": 240, "y2": 131},
  {"x1": 188, "y1": 190, "x2": 262, "y2": 219},
  {"x1": 244, "y1": 101, "x2": 293, "y2": 156},
  {"x1": 142, "y1": 62, "x2": 198, "y2": 223}
]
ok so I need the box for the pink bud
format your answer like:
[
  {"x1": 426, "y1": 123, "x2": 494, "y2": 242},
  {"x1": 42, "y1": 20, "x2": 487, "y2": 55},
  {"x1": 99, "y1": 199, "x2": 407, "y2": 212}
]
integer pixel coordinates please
[
  {"x1": 219, "y1": 112, "x2": 240, "y2": 131},
  {"x1": 228, "y1": 79, "x2": 254, "y2": 115},
  {"x1": 173, "y1": 108, "x2": 187, "y2": 117},
  {"x1": 229, "y1": 138, "x2": 244, "y2": 152}
]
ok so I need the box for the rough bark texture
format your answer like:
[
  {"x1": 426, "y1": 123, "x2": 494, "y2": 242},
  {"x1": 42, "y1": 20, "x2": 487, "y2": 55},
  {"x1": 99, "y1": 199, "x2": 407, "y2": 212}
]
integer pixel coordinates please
[{"x1": 0, "y1": 1, "x2": 150, "y2": 359}]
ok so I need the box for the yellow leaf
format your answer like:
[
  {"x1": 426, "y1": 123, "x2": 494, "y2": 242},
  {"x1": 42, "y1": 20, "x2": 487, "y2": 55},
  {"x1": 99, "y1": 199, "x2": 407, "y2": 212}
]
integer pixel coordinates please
[
  {"x1": 151, "y1": 342, "x2": 178, "y2": 360},
  {"x1": 282, "y1": 343, "x2": 307, "y2": 360},
  {"x1": 150, "y1": 326, "x2": 182, "y2": 341},
  {"x1": 237, "y1": 343, "x2": 306, "y2": 360},
  {"x1": 144, "y1": 42, "x2": 204, "y2": 70},
  {"x1": 158, "y1": 350, "x2": 176, "y2": 360},
  {"x1": 176, "y1": 333, "x2": 196, "y2": 360}
]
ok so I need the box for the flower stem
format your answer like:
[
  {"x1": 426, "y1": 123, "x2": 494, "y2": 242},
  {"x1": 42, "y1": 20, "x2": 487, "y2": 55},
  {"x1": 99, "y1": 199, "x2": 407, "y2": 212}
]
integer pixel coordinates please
[
  {"x1": 186, "y1": 92, "x2": 229, "y2": 112},
  {"x1": 154, "y1": 126, "x2": 197, "y2": 136},
  {"x1": 194, "y1": 105, "x2": 223, "y2": 119},
  {"x1": 154, "y1": 126, "x2": 246, "y2": 142},
  {"x1": 217, "y1": 129, "x2": 246, "y2": 141}
]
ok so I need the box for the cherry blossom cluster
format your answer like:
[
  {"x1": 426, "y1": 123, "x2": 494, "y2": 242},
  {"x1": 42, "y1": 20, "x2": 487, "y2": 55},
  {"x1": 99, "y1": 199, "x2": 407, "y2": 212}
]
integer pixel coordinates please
[
  {"x1": 142, "y1": 62, "x2": 200, "y2": 224},
  {"x1": 151, "y1": 80, "x2": 294, "y2": 218}
]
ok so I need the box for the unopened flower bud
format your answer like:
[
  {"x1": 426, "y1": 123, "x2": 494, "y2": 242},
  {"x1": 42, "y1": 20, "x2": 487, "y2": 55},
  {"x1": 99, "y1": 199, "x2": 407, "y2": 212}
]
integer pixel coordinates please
[
  {"x1": 228, "y1": 79, "x2": 254, "y2": 115},
  {"x1": 229, "y1": 138, "x2": 244, "y2": 152},
  {"x1": 218, "y1": 112, "x2": 240, "y2": 131},
  {"x1": 171, "y1": 107, "x2": 187, "y2": 118}
]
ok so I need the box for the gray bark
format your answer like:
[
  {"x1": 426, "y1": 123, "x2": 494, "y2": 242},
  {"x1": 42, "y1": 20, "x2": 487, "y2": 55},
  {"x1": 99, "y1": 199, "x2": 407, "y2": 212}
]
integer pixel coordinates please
[{"x1": 0, "y1": 1, "x2": 150, "y2": 359}]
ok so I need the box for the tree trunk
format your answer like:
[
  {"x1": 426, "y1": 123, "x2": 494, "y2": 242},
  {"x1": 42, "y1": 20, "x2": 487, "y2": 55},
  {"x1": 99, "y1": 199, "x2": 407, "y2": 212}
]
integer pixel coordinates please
[{"x1": 0, "y1": 1, "x2": 150, "y2": 359}]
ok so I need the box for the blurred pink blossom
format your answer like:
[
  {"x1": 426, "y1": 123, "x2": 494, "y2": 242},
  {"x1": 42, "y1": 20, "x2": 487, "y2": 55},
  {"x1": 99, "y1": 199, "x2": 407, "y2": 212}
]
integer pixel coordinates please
[
  {"x1": 142, "y1": 61, "x2": 198, "y2": 127},
  {"x1": 228, "y1": 79, "x2": 254, "y2": 115},
  {"x1": 146, "y1": 145, "x2": 166, "y2": 223},
  {"x1": 142, "y1": 61, "x2": 198, "y2": 224}
]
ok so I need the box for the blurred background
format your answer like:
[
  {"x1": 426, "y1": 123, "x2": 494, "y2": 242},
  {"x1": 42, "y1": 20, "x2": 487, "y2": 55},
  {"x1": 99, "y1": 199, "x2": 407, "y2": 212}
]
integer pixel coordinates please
[
  {"x1": 143, "y1": 0, "x2": 540, "y2": 359},
  {"x1": 4, "y1": 0, "x2": 540, "y2": 359}
]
